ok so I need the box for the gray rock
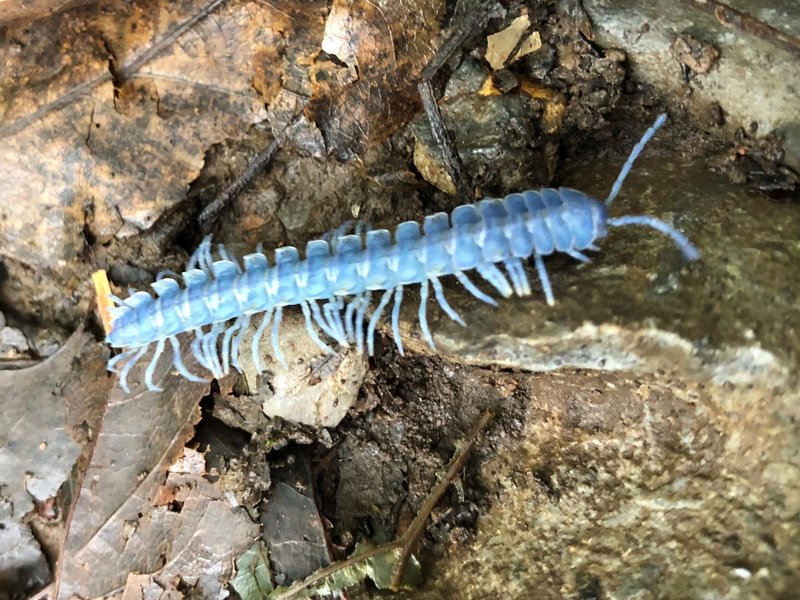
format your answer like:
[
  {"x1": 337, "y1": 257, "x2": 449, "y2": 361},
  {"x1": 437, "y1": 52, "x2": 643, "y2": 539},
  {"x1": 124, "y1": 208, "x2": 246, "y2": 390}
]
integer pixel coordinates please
[
  {"x1": 412, "y1": 370, "x2": 798, "y2": 600},
  {"x1": 0, "y1": 326, "x2": 29, "y2": 359},
  {"x1": 583, "y1": 0, "x2": 800, "y2": 170},
  {"x1": 390, "y1": 117, "x2": 800, "y2": 600},
  {"x1": 237, "y1": 312, "x2": 367, "y2": 428}
]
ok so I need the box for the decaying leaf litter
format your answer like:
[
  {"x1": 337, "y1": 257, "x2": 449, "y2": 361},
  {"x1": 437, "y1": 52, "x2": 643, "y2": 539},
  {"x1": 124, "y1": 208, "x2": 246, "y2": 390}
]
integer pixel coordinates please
[{"x1": 2, "y1": 0, "x2": 798, "y2": 598}]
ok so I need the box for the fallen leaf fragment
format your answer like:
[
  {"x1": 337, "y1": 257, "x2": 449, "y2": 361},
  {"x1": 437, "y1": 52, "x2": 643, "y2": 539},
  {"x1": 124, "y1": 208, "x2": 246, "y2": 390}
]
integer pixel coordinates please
[
  {"x1": 56, "y1": 338, "x2": 211, "y2": 599},
  {"x1": 0, "y1": 328, "x2": 107, "y2": 598},
  {"x1": 486, "y1": 15, "x2": 542, "y2": 71},
  {"x1": 232, "y1": 542, "x2": 274, "y2": 600}
]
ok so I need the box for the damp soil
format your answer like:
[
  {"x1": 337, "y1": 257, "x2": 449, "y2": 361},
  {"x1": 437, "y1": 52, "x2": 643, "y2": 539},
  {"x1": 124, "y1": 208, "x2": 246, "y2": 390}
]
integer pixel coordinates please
[{"x1": 204, "y1": 340, "x2": 536, "y2": 589}]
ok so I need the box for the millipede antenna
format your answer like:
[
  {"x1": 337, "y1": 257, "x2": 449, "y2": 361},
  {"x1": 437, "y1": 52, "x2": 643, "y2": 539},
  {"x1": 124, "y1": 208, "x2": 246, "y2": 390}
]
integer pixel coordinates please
[{"x1": 605, "y1": 113, "x2": 668, "y2": 206}]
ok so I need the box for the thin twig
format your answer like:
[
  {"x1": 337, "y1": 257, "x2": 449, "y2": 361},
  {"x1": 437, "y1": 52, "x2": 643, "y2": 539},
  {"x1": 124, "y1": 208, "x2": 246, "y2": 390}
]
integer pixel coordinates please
[
  {"x1": 197, "y1": 113, "x2": 301, "y2": 232},
  {"x1": 0, "y1": 358, "x2": 42, "y2": 370},
  {"x1": 272, "y1": 541, "x2": 403, "y2": 600},
  {"x1": 273, "y1": 409, "x2": 495, "y2": 598},
  {"x1": 416, "y1": 0, "x2": 498, "y2": 201},
  {"x1": 0, "y1": 0, "x2": 230, "y2": 139},
  {"x1": 389, "y1": 408, "x2": 494, "y2": 590},
  {"x1": 681, "y1": 0, "x2": 800, "y2": 60},
  {"x1": 420, "y1": 0, "x2": 498, "y2": 81},
  {"x1": 118, "y1": 0, "x2": 230, "y2": 81},
  {"x1": 418, "y1": 80, "x2": 473, "y2": 201}
]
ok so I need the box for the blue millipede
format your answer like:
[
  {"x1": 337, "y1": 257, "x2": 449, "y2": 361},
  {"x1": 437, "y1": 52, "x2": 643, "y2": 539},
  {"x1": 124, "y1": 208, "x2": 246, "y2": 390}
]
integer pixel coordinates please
[{"x1": 103, "y1": 113, "x2": 700, "y2": 392}]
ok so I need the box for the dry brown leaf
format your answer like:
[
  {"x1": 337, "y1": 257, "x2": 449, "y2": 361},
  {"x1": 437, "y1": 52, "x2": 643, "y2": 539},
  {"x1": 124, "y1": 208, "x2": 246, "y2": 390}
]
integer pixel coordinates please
[
  {"x1": 0, "y1": 0, "x2": 299, "y2": 325},
  {"x1": 55, "y1": 338, "x2": 215, "y2": 599},
  {"x1": 119, "y1": 573, "x2": 183, "y2": 600},
  {"x1": 308, "y1": 0, "x2": 446, "y2": 157},
  {"x1": 147, "y1": 472, "x2": 259, "y2": 598},
  {"x1": 113, "y1": 473, "x2": 258, "y2": 600},
  {"x1": 0, "y1": 328, "x2": 108, "y2": 596},
  {"x1": 0, "y1": 0, "x2": 93, "y2": 24}
]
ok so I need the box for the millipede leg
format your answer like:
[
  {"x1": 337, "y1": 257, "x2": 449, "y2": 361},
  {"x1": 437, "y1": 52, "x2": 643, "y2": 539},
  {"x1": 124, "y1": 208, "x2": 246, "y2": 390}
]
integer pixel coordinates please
[
  {"x1": 272, "y1": 307, "x2": 287, "y2": 367},
  {"x1": 534, "y1": 254, "x2": 555, "y2": 306},
  {"x1": 454, "y1": 271, "x2": 497, "y2": 306},
  {"x1": 503, "y1": 258, "x2": 531, "y2": 296},
  {"x1": 517, "y1": 259, "x2": 532, "y2": 295},
  {"x1": 320, "y1": 300, "x2": 340, "y2": 345},
  {"x1": 477, "y1": 263, "x2": 513, "y2": 297},
  {"x1": 200, "y1": 242, "x2": 215, "y2": 276},
  {"x1": 144, "y1": 338, "x2": 166, "y2": 392},
  {"x1": 118, "y1": 345, "x2": 149, "y2": 394},
  {"x1": 301, "y1": 301, "x2": 335, "y2": 354},
  {"x1": 344, "y1": 298, "x2": 359, "y2": 344},
  {"x1": 231, "y1": 314, "x2": 251, "y2": 372},
  {"x1": 200, "y1": 327, "x2": 219, "y2": 377},
  {"x1": 200, "y1": 329, "x2": 215, "y2": 375},
  {"x1": 221, "y1": 316, "x2": 245, "y2": 374},
  {"x1": 322, "y1": 220, "x2": 354, "y2": 250},
  {"x1": 503, "y1": 261, "x2": 522, "y2": 295},
  {"x1": 321, "y1": 300, "x2": 339, "y2": 341},
  {"x1": 251, "y1": 309, "x2": 273, "y2": 373},
  {"x1": 327, "y1": 297, "x2": 347, "y2": 343},
  {"x1": 367, "y1": 288, "x2": 393, "y2": 356},
  {"x1": 565, "y1": 249, "x2": 591, "y2": 263},
  {"x1": 392, "y1": 285, "x2": 405, "y2": 355},
  {"x1": 212, "y1": 323, "x2": 227, "y2": 376},
  {"x1": 419, "y1": 280, "x2": 436, "y2": 350},
  {"x1": 189, "y1": 236, "x2": 214, "y2": 275},
  {"x1": 191, "y1": 328, "x2": 211, "y2": 372},
  {"x1": 109, "y1": 293, "x2": 129, "y2": 307},
  {"x1": 217, "y1": 244, "x2": 243, "y2": 273},
  {"x1": 431, "y1": 276, "x2": 465, "y2": 326},
  {"x1": 353, "y1": 219, "x2": 370, "y2": 241},
  {"x1": 156, "y1": 269, "x2": 181, "y2": 281},
  {"x1": 168, "y1": 336, "x2": 207, "y2": 383},
  {"x1": 190, "y1": 329, "x2": 205, "y2": 369},
  {"x1": 355, "y1": 292, "x2": 372, "y2": 354},
  {"x1": 107, "y1": 348, "x2": 133, "y2": 372},
  {"x1": 310, "y1": 299, "x2": 347, "y2": 346},
  {"x1": 203, "y1": 324, "x2": 225, "y2": 378}
]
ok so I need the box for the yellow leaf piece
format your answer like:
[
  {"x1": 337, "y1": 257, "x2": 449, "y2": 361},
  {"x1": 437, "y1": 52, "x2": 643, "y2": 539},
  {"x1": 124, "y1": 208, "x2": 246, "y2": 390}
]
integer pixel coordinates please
[
  {"x1": 478, "y1": 76, "x2": 503, "y2": 97},
  {"x1": 92, "y1": 270, "x2": 113, "y2": 335},
  {"x1": 485, "y1": 15, "x2": 542, "y2": 71},
  {"x1": 518, "y1": 80, "x2": 566, "y2": 134}
]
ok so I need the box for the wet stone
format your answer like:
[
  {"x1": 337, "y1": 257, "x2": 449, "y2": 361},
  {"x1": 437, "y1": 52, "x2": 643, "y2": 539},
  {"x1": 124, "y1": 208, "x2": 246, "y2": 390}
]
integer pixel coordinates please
[
  {"x1": 583, "y1": 0, "x2": 800, "y2": 170},
  {"x1": 412, "y1": 57, "x2": 547, "y2": 197},
  {"x1": 384, "y1": 149, "x2": 800, "y2": 598},
  {"x1": 421, "y1": 156, "x2": 799, "y2": 390},
  {"x1": 0, "y1": 327, "x2": 29, "y2": 359}
]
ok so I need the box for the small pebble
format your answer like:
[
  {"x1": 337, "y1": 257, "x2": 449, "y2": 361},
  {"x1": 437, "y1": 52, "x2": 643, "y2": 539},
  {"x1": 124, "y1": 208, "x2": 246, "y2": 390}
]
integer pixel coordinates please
[{"x1": 0, "y1": 326, "x2": 29, "y2": 358}]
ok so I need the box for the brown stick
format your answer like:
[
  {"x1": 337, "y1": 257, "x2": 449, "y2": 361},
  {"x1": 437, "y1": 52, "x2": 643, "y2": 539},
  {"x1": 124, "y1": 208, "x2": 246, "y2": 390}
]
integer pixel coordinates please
[
  {"x1": 197, "y1": 113, "x2": 301, "y2": 232},
  {"x1": 273, "y1": 409, "x2": 495, "y2": 598},
  {"x1": 390, "y1": 408, "x2": 494, "y2": 590},
  {"x1": 418, "y1": 80, "x2": 473, "y2": 201},
  {"x1": 681, "y1": 0, "x2": 800, "y2": 60}
]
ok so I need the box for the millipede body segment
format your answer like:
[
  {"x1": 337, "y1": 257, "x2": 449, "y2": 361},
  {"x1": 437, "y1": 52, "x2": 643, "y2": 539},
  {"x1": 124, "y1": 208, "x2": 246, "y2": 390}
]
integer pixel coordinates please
[{"x1": 104, "y1": 113, "x2": 700, "y2": 392}]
